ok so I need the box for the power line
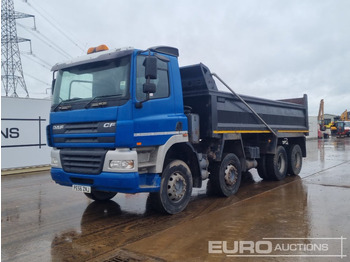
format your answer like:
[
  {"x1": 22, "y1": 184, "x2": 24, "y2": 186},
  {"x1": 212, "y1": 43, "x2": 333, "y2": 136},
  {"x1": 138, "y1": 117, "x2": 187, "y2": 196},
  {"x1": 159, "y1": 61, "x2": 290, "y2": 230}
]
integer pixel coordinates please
[
  {"x1": 14, "y1": 10, "x2": 36, "y2": 28},
  {"x1": 28, "y1": 0, "x2": 86, "y2": 50},
  {"x1": 21, "y1": 52, "x2": 51, "y2": 70},
  {"x1": 25, "y1": 0, "x2": 85, "y2": 53},
  {"x1": 29, "y1": 0, "x2": 86, "y2": 49},
  {"x1": 17, "y1": 22, "x2": 72, "y2": 59},
  {"x1": 24, "y1": 72, "x2": 50, "y2": 86},
  {"x1": 31, "y1": 53, "x2": 52, "y2": 68}
]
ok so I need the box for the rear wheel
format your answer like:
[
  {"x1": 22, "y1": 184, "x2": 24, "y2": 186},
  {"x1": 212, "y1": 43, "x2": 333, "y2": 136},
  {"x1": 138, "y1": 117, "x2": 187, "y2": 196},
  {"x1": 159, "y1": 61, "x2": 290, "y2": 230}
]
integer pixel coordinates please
[
  {"x1": 84, "y1": 190, "x2": 117, "y2": 201},
  {"x1": 210, "y1": 153, "x2": 242, "y2": 197},
  {"x1": 266, "y1": 146, "x2": 288, "y2": 181},
  {"x1": 150, "y1": 160, "x2": 193, "y2": 214},
  {"x1": 287, "y1": 144, "x2": 302, "y2": 175}
]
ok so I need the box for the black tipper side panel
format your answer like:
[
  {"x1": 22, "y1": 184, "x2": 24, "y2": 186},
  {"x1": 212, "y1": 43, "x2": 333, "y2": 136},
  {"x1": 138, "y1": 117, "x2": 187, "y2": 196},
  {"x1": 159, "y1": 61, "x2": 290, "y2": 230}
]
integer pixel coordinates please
[{"x1": 180, "y1": 63, "x2": 309, "y2": 139}]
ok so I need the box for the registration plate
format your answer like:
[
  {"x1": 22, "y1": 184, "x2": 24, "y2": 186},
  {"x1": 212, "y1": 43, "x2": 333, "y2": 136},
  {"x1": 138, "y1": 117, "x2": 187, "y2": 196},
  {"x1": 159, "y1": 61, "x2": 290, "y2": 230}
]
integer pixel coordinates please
[{"x1": 72, "y1": 184, "x2": 91, "y2": 193}]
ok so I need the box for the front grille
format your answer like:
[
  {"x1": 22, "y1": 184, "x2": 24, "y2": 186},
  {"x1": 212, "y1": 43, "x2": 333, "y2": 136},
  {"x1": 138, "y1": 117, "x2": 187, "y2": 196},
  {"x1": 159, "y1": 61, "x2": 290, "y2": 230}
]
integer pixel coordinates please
[
  {"x1": 51, "y1": 121, "x2": 116, "y2": 146},
  {"x1": 64, "y1": 122, "x2": 99, "y2": 134},
  {"x1": 54, "y1": 136, "x2": 114, "y2": 144},
  {"x1": 60, "y1": 148, "x2": 107, "y2": 175},
  {"x1": 52, "y1": 121, "x2": 116, "y2": 134}
]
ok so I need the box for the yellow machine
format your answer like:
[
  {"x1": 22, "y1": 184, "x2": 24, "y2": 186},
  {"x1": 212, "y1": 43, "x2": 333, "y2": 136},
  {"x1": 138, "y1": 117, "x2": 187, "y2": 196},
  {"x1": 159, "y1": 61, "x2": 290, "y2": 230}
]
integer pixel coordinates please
[
  {"x1": 340, "y1": 110, "x2": 349, "y2": 121},
  {"x1": 318, "y1": 99, "x2": 325, "y2": 131},
  {"x1": 324, "y1": 119, "x2": 334, "y2": 129}
]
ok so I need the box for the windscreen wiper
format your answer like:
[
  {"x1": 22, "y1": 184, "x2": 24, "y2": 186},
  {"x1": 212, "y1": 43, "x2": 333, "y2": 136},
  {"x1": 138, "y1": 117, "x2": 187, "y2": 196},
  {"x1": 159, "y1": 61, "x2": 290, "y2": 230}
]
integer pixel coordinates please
[
  {"x1": 84, "y1": 94, "x2": 122, "y2": 109},
  {"x1": 52, "y1": 97, "x2": 83, "y2": 112}
]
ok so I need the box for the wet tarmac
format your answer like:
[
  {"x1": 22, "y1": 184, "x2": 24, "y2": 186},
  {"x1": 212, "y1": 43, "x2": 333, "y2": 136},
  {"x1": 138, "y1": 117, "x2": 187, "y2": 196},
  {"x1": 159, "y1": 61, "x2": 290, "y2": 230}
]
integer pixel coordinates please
[{"x1": 2, "y1": 137, "x2": 349, "y2": 261}]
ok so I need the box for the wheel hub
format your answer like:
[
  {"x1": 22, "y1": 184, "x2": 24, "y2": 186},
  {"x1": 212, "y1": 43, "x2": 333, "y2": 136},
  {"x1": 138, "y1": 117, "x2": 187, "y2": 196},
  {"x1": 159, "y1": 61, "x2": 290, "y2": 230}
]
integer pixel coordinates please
[
  {"x1": 167, "y1": 172, "x2": 187, "y2": 202},
  {"x1": 224, "y1": 164, "x2": 238, "y2": 186}
]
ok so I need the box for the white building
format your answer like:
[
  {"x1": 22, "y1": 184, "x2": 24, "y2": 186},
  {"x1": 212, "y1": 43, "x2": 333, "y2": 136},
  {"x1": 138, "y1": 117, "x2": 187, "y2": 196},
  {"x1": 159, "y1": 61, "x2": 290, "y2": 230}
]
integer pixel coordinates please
[{"x1": 1, "y1": 97, "x2": 51, "y2": 171}]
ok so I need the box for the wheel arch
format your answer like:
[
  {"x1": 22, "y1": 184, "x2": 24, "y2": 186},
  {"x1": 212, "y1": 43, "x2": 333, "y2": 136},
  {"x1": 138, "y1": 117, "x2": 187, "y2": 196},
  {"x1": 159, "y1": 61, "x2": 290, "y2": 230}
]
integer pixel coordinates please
[
  {"x1": 223, "y1": 139, "x2": 245, "y2": 159},
  {"x1": 163, "y1": 142, "x2": 202, "y2": 188},
  {"x1": 221, "y1": 138, "x2": 245, "y2": 170},
  {"x1": 153, "y1": 135, "x2": 202, "y2": 188},
  {"x1": 287, "y1": 137, "x2": 307, "y2": 157}
]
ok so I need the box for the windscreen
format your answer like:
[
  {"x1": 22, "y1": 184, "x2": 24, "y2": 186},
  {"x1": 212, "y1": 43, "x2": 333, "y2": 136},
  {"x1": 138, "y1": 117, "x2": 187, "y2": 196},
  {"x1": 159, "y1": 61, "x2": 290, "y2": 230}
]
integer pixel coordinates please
[{"x1": 52, "y1": 56, "x2": 130, "y2": 108}]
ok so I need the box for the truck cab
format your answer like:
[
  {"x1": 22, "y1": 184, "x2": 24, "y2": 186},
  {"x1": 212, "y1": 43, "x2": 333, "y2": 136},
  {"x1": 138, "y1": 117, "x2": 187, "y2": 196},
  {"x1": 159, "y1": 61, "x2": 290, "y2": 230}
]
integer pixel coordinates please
[{"x1": 49, "y1": 46, "x2": 196, "y2": 213}]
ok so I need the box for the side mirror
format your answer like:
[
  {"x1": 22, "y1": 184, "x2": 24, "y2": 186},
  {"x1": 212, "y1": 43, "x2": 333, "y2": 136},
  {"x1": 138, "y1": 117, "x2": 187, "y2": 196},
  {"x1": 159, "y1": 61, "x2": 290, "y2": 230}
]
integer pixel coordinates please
[
  {"x1": 51, "y1": 79, "x2": 56, "y2": 94},
  {"x1": 135, "y1": 82, "x2": 156, "y2": 108},
  {"x1": 143, "y1": 82, "x2": 156, "y2": 94},
  {"x1": 144, "y1": 56, "x2": 157, "y2": 79},
  {"x1": 135, "y1": 56, "x2": 158, "y2": 109},
  {"x1": 52, "y1": 71, "x2": 57, "y2": 94}
]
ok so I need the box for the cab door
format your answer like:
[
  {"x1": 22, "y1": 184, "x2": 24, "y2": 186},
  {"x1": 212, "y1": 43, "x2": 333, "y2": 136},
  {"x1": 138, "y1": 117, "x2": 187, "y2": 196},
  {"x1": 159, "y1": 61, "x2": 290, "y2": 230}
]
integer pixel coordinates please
[{"x1": 132, "y1": 55, "x2": 180, "y2": 147}]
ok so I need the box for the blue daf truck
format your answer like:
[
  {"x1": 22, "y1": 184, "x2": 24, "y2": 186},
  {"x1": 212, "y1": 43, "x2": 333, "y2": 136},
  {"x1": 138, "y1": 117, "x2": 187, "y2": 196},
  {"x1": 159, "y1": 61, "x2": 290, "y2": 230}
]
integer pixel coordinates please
[{"x1": 47, "y1": 45, "x2": 308, "y2": 214}]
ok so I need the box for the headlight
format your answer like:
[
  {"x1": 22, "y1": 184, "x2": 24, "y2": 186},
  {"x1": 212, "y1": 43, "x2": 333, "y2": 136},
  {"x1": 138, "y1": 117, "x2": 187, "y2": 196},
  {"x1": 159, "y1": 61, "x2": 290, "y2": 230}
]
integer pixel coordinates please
[
  {"x1": 51, "y1": 157, "x2": 59, "y2": 167},
  {"x1": 109, "y1": 160, "x2": 134, "y2": 169}
]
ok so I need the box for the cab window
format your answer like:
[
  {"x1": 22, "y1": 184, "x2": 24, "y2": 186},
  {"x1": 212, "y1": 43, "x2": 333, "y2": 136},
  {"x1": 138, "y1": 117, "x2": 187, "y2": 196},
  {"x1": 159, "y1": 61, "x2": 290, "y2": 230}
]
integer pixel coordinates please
[{"x1": 136, "y1": 56, "x2": 169, "y2": 101}]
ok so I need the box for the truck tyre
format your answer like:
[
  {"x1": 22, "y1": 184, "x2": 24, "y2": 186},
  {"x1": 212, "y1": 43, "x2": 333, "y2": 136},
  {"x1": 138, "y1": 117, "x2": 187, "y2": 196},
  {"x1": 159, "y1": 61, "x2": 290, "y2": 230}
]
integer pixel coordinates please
[
  {"x1": 150, "y1": 160, "x2": 193, "y2": 214},
  {"x1": 257, "y1": 155, "x2": 268, "y2": 180},
  {"x1": 287, "y1": 144, "x2": 302, "y2": 175},
  {"x1": 210, "y1": 153, "x2": 242, "y2": 197},
  {"x1": 266, "y1": 146, "x2": 288, "y2": 181},
  {"x1": 84, "y1": 190, "x2": 117, "y2": 201}
]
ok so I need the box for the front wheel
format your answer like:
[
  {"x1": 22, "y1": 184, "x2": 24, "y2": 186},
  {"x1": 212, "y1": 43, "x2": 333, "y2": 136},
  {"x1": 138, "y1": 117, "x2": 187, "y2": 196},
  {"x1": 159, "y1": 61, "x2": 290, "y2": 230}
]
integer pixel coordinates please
[
  {"x1": 209, "y1": 153, "x2": 242, "y2": 197},
  {"x1": 84, "y1": 190, "x2": 117, "y2": 201},
  {"x1": 150, "y1": 160, "x2": 193, "y2": 214}
]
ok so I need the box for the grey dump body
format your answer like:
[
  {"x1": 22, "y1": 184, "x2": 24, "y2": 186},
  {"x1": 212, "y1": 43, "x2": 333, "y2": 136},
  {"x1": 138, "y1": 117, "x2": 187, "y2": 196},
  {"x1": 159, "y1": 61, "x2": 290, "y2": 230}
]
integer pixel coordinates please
[{"x1": 180, "y1": 63, "x2": 309, "y2": 139}]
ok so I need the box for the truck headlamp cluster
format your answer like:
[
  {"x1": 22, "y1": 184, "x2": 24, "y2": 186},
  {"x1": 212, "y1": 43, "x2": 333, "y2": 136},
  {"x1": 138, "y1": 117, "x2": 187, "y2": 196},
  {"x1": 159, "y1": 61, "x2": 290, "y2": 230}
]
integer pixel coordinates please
[
  {"x1": 51, "y1": 157, "x2": 59, "y2": 167},
  {"x1": 109, "y1": 160, "x2": 134, "y2": 169}
]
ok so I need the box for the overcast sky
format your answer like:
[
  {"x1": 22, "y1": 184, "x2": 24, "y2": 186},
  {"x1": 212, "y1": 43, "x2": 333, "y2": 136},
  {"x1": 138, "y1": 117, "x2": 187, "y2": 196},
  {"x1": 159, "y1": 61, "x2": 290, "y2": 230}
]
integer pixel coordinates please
[{"x1": 6, "y1": 0, "x2": 350, "y2": 115}]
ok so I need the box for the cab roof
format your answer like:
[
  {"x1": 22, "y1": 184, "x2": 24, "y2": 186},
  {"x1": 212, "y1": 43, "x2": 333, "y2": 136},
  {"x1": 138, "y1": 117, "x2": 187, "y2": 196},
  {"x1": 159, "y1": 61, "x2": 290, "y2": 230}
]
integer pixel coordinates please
[
  {"x1": 51, "y1": 45, "x2": 179, "y2": 71},
  {"x1": 51, "y1": 47, "x2": 134, "y2": 71}
]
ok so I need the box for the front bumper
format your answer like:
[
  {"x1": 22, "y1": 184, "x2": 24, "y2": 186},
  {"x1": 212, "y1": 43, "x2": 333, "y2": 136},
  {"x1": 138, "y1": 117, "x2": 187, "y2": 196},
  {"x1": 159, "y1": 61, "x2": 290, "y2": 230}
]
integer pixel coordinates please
[{"x1": 51, "y1": 167, "x2": 160, "y2": 194}]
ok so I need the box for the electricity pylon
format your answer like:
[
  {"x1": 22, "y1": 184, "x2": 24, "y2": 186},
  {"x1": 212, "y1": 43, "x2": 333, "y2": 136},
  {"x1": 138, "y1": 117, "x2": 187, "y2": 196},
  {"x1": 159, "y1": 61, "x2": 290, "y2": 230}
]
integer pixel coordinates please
[{"x1": 1, "y1": 0, "x2": 35, "y2": 97}]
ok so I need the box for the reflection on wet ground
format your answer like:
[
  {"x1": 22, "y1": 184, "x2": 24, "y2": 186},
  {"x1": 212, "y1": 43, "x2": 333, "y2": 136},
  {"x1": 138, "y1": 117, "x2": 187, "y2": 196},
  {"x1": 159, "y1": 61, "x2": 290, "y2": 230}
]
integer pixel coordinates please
[{"x1": 2, "y1": 137, "x2": 350, "y2": 261}]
